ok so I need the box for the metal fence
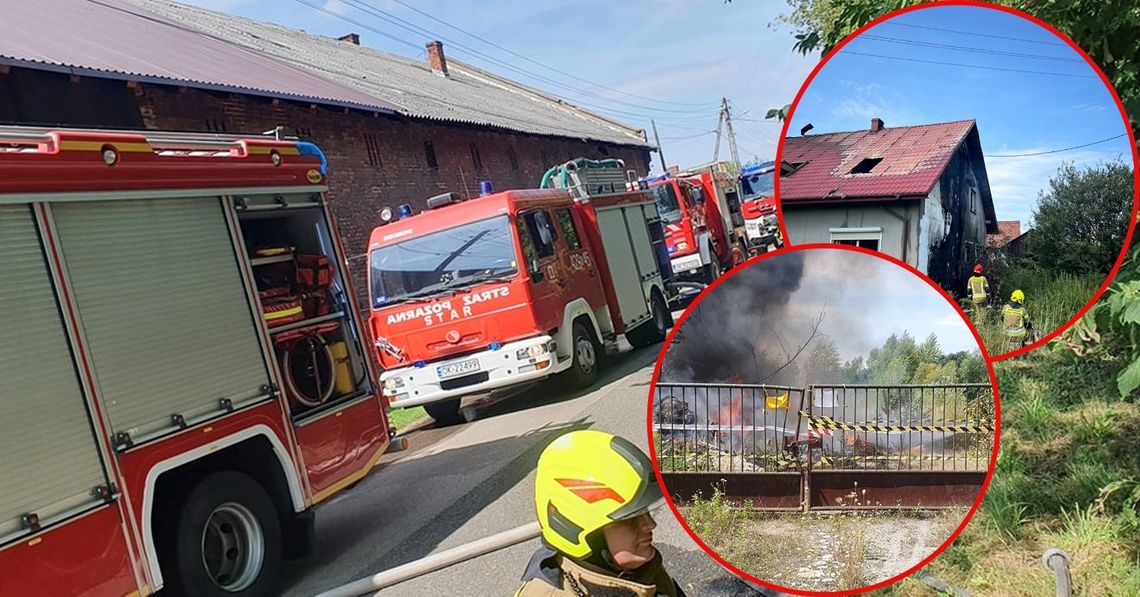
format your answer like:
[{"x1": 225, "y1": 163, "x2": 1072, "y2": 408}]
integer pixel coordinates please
[
  {"x1": 804, "y1": 384, "x2": 995, "y2": 472},
  {"x1": 653, "y1": 383, "x2": 807, "y2": 473},
  {"x1": 653, "y1": 382, "x2": 995, "y2": 510}
]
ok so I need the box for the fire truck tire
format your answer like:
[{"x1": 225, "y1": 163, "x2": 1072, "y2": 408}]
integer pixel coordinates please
[
  {"x1": 164, "y1": 471, "x2": 282, "y2": 597},
  {"x1": 424, "y1": 398, "x2": 463, "y2": 426},
  {"x1": 563, "y1": 320, "x2": 599, "y2": 389},
  {"x1": 627, "y1": 291, "x2": 669, "y2": 348},
  {"x1": 703, "y1": 248, "x2": 722, "y2": 283}
]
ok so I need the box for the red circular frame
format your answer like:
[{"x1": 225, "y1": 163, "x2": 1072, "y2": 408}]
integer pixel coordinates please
[
  {"x1": 770, "y1": 0, "x2": 1140, "y2": 362},
  {"x1": 645, "y1": 242, "x2": 1002, "y2": 596}
]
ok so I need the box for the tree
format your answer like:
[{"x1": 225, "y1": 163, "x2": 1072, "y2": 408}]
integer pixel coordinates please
[
  {"x1": 1028, "y1": 161, "x2": 1134, "y2": 275},
  {"x1": 806, "y1": 337, "x2": 842, "y2": 382},
  {"x1": 772, "y1": 1, "x2": 1140, "y2": 133}
]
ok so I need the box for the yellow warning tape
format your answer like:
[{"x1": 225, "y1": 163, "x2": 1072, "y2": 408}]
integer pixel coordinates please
[{"x1": 799, "y1": 411, "x2": 994, "y2": 434}]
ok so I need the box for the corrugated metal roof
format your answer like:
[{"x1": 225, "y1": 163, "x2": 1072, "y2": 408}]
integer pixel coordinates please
[
  {"x1": 781, "y1": 120, "x2": 977, "y2": 202},
  {"x1": 126, "y1": 0, "x2": 651, "y2": 147},
  {"x1": 0, "y1": 0, "x2": 397, "y2": 113}
]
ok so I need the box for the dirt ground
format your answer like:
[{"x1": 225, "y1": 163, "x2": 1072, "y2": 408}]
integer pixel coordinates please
[{"x1": 688, "y1": 510, "x2": 965, "y2": 593}]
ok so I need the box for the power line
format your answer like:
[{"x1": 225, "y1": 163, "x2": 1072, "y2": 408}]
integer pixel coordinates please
[
  {"x1": 337, "y1": 0, "x2": 714, "y2": 117},
  {"x1": 659, "y1": 130, "x2": 717, "y2": 141},
  {"x1": 837, "y1": 50, "x2": 1097, "y2": 79},
  {"x1": 289, "y1": 0, "x2": 422, "y2": 51},
  {"x1": 384, "y1": 0, "x2": 714, "y2": 109},
  {"x1": 858, "y1": 34, "x2": 1083, "y2": 63},
  {"x1": 880, "y1": 21, "x2": 1067, "y2": 46},
  {"x1": 987, "y1": 133, "x2": 1127, "y2": 157}
]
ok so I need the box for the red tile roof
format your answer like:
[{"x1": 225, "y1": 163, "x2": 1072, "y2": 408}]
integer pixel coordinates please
[
  {"x1": 988, "y1": 220, "x2": 1022, "y2": 246},
  {"x1": 780, "y1": 119, "x2": 977, "y2": 203}
]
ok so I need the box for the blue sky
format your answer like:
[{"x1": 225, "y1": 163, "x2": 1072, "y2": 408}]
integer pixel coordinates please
[
  {"x1": 789, "y1": 250, "x2": 980, "y2": 360},
  {"x1": 787, "y1": 4, "x2": 1133, "y2": 231},
  {"x1": 179, "y1": 0, "x2": 816, "y2": 174}
]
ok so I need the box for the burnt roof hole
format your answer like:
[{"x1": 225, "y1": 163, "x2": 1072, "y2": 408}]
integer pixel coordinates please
[{"x1": 849, "y1": 157, "x2": 883, "y2": 174}]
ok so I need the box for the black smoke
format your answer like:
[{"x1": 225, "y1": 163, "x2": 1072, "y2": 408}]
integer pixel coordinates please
[{"x1": 662, "y1": 252, "x2": 806, "y2": 384}]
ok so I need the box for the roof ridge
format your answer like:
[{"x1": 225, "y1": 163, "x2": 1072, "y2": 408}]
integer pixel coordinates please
[{"x1": 790, "y1": 118, "x2": 976, "y2": 139}]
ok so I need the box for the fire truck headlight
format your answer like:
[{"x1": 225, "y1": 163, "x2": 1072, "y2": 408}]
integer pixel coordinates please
[
  {"x1": 517, "y1": 344, "x2": 547, "y2": 360},
  {"x1": 383, "y1": 377, "x2": 404, "y2": 393}
]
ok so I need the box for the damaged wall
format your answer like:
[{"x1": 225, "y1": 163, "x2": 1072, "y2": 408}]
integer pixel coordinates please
[{"x1": 923, "y1": 142, "x2": 989, "y2": 292}]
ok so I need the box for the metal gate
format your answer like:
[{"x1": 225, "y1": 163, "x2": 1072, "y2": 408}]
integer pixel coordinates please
[{"x1": 653, "y1": 383, "x2": 995, "y2": 511}]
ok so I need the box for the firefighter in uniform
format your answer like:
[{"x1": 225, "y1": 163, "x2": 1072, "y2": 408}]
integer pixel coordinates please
[
  {"x1": 515, "y1": 430, "x2": 685, "y2": 597},
  {"x1": 1002, "y1": 289, "x2": 1033, "y2": 348},
  {"x1": 967, "y1": 264, "x2": 990, "y2": 308}
]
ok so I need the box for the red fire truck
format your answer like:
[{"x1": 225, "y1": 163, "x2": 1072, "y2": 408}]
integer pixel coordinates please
[
  {"x1": 367, "y1": 160, "x2": 677, "y2": 425},
  {"x1": 739, "y1": 160, "x2": 781, "y2": 252},
  {"x1": 643, "y1": 172, "x2": 734, "y2": 283},
  {"x1": 0, "y1": 127, "x2": 393, "y2": 596}
]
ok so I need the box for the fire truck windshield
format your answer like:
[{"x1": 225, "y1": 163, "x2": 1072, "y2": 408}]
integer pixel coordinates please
[
  {"x1": 741, "y1": 170, "x2": 775, "y2": 200},
  {"x1": 650, "y1": 183, "x2": 684, "y2": 224},
  {"x1": 370, "y1": 215, "x2": 518, "y2": 307}
]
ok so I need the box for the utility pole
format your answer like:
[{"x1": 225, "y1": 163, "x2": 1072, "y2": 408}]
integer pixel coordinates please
[
  {"x1": 712, "y1": 105, "x2": 725, "y2": 164},
  {"x1": 651, "y1": 119, "x2": 667, "y2": 173},
  {"x1": 722, "y1": 97, "x2": 741, "y2": 170}
]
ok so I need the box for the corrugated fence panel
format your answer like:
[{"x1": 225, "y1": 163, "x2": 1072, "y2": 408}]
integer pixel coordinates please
[
  {"x1": 0, "y1": 204, "x2": 106, "y2": 539},
  {"x1": 52, "y1": 198, "x2": 270, "y2": 439}
]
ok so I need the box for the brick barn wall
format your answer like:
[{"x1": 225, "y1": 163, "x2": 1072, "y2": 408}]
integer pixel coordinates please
[{"x1": 133, "y1": 84, "x2": 653, "y2": 308}]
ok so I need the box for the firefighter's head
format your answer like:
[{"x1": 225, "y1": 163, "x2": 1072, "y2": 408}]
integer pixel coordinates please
[
  {"x1": 974, "y1": 264, "x2": 983, "y2": 274},
  {"x1": 1011, "y1": 289, "x2": 1025, "y2": 303},
  {"x1": 534, "y1": 430, "x2": 662, "y2": 569}
]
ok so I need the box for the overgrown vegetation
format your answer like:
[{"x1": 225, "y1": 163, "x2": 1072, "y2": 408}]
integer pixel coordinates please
[
  {"x1": 968, "y1": 266, "x2": 1100, "y2": 355},
  {"x1": 865, "y1": 242, "x2": 1140, "y2": 595}
]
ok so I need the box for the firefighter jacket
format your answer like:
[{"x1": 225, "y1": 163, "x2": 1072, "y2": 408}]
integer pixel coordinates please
[
  {"x1": 967, "y1": 275, "x2": 989, "y2": 304},
  {"x1": 1002, "y1": 301, "x2": 1028, "y2": 338},
  {"x1": 515, "y1": 545, "x2": 684, "y2": 597}
]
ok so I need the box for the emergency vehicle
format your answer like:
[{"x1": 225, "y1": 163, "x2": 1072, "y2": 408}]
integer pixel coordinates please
[
  {"x1": 368, "y1": 159, "x2": 676, "y2": 425},
  {"x1": 739, "y1": 160, "x2": 781, "y2": 251},
  {"x1": 643, "y1": 171, "x2": 735, "y2": 283},
  {"x1": 0, "y1": 127, "x2": 392, "y2": 596}
]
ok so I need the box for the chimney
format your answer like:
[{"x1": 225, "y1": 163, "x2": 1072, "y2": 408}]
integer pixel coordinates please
[
  {"x1": 870, "y1": 117, "x2": 885, "y2": 133},
  {"x1": 338, "y1": 33, "x2": 360, "y2": 45},
  {"x1": 426, "y1": 40, "x2": 448, "y2": 76}
]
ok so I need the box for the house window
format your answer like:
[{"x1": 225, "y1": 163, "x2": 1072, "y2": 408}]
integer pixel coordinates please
[
  {"x1": 469, "y1": 143, "x2": 482, "y2": 170},
  {"x1": 424, "y1": 141, "x2": 438, "y2": 169},
  {"x1": 848, "y1": 157, "x2": 883, "y2": 174},
  {"x1": 970, "y1": 188, "x2": 978, "y2": 214},
  {"x1": 782, "y1": 160, "x2": 808, "y2": 176},
  {"x1": 507, "y1": 146, "x2": 520, "y2": 171},
  {"x1": 555, "y1": 208, "x2": 581, "y2": 251},
  {"x1": 364, "y1": 133, "x2": 382, "y2": 167},
  {"x1": 830, "y1": 227, "x2": 882, "y2": 251}
]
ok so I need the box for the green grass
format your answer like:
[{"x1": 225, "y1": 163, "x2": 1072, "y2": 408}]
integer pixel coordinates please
[
  {"x1": 971, "y1": 270, "x2": 1100, "y2": 356},
  {"x1": 863, "y1": 350, "x2": 1140, "y2": 596},
  {"x1": 386, "y1": 406, "x2": 427, "y2": 431}
]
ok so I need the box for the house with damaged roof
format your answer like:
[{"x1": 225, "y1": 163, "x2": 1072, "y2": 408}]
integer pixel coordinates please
[{"x1": 780, "y1": 118, "x2": 998, "y2": 292}]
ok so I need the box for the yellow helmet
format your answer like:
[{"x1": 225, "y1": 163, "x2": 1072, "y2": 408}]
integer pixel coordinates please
[
  {"x1": 1011, "y1": 289, "x2": 1025, "y2": 302},
  {"x1": 534, "y1": 430, "x2": 662, "y2": 558}
]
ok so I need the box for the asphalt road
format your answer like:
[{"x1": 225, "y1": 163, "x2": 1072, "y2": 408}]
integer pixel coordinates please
[{"x1": 281, "y1": 336, "x2": 775, "y2": 596}]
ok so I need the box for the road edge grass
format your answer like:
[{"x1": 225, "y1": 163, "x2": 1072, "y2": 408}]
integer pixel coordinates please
[{"x1": 387, "y1": 406, "x2": 428, "y2": 432}]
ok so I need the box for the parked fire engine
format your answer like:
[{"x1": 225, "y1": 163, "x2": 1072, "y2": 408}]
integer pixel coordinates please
[
  {"x1": 643, "y1": 170, "x2": 735, "y2": 283},
  {"x1": 368, "y1": 159, "x2": 679, "y2": 425},
  {"x1": 0, "y1": 127, "x2": 393, "y2": 596},
  {"x1": 739, "y1": 160, "x2": 781, "y2": 252}
]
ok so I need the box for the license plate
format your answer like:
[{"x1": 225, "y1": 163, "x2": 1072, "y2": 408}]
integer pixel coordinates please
[{"x1": 437, "y1": 359, "x2": 480, "y2": 379}]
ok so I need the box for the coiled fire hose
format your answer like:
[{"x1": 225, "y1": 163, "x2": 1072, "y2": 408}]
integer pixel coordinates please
[{"x1": 280, "y1": 330, "x2": 336, "y2": 407}]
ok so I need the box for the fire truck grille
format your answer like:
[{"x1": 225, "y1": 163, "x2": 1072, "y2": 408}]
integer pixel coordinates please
[{"x1": 440, "y1": 371, "x2": 490, "y2": 391}]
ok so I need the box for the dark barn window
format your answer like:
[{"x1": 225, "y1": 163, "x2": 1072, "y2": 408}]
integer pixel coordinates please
[{"x1": 424, "y1": 140, "x2": 438, "y2": 168}]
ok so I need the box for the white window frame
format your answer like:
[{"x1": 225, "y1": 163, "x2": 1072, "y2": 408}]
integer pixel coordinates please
[{"x1": 829, "y1": 226, "x2": 883, "y2": 249}]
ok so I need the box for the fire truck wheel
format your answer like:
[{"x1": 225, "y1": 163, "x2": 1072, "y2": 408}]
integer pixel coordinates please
[
  {"x1": 165, "y1": 471, "x2": 282, "y2": 597},
  {"x1": 703, "y1": 249, "x2": 722, "y2": 283},
  {"x1": 627, "y1": 291, "x2": 669, "y2": 348},
  {"x1": 424, "y1": 398, "x2": 463, "y2": 426},
  {"x1": 564, "y1": 320, "x2": 599, "y2": 389}
]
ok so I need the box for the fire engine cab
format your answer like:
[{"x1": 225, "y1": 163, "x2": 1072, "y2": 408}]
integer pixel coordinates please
[
  {"x1": 739, "y1": 160, "x2": 781, "y2": 251},
  {"x1": 644, "y1": 172, "x2": 734, "y2": 283}
]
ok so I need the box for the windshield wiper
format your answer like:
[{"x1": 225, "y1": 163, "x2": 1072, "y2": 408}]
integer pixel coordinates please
[
  {"x1": 441, "y1": 271, "x2": 517, "y2": 291},
  {"x1": 378, "y1": 284, "x2": 457, "y2": 307}
]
